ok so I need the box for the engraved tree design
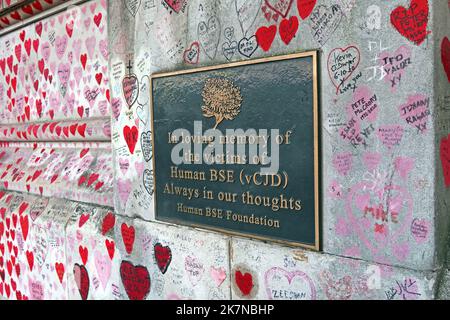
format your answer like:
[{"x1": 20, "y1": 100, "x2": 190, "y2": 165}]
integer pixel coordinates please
[{"x1": 201, "y1": 78, "x2": 243, "y2": 129}]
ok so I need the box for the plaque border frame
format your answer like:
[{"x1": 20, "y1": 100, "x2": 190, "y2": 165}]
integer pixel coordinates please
[{"x1": 149, "y1": 51, "x2": 320, "y2": 251}]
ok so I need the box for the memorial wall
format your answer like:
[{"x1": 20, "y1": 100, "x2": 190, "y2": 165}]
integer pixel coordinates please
[
  {"x1": 107, "y1": 0, "x2": 450, "y2": 300},
  {"x1": 0, "y1": 0, "x2": 115, "y2": 300},
  {"x1": 0, "y1": 0, "x2": 449, "y2": 300}
]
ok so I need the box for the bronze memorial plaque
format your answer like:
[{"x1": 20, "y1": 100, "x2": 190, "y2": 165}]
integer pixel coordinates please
[{"x1": 150, "y1": 52, "x2": 320, "y2": 250}]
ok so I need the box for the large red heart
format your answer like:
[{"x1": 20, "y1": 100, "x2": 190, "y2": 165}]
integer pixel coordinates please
[
  {"x1": 235, "y1": 270, "x2": 253, "y2": 296},
  {"x1": 441, "y1": 37, "x2": 450, "y2": 83},
  {"x1": 123, "y1": 126, "x2": 139, "y2": 155},
  {"x1": 256, "y1": 25, "x2": 277, "y2": 52},
  {"x1": 390, "y1": 0, "x2": 430, "y2": 46},
  {"x1": 154, "y1": 243, "x2": 172, "y2": 274},
  {"x1": 121, "y1": 223, "x2": 135, "y2": 255},
  {"x1": 279, "y1": 16, "x2": 299, "y2": 45},
  {"x1": 440, "y1": 134, "x2": 450, "y2": 188},
  {"x1": 73, "y1": 264, "x2": 89, "y2": 300},
  {"x1": 297, "y1": 0, "x2": 316, "y2": 20},
  {"x1": 120, "y1": 261, "x2": 150, "y2": 300}
]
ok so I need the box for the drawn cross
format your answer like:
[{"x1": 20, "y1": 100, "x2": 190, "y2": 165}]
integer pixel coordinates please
[{"x1": 126, "y1": 60, "x2": 133, "y2": 75}]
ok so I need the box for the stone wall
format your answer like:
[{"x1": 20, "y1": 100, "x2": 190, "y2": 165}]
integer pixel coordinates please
[
  {"x1": 0, "y1": 0, "x2": 449, "y2": 300},
  {"x1": 107, "y1": 0, "x2": 450, "y2": 300}
]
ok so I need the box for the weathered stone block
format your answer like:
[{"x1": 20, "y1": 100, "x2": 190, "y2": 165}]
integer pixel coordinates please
[
  {"x1": 66, "y1": 203, "x2": 120, "y2": 300},
  {"x1": 230, "y1": 238, "x2": 437, "y2": 300},
  {"x1": 114, "y1": 217, "x2": 231, "y2": 300}
]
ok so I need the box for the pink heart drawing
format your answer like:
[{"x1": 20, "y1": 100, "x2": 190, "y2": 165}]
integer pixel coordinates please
[
  {"x1": 264, "y1": 267, "x2": 316, "y2": 300},
  {"x1": 210, "y1": 266, "x2": 226, "y2": 287},
  {"x1": 346, "y1": 183, "x2": 413, "y2": 257},
  {"x1": 94, "y1": 251, "x2": 112, "y2": 290}
]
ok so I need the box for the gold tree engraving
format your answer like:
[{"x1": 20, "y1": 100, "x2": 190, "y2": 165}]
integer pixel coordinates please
[{"x1": 201, "y1": 78, "x2": 243, "y2": 129}]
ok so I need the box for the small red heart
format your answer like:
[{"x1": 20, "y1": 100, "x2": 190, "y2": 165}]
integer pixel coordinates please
[
  {"x1": 94, "y1": 13, "x2": 102, "y2": 27},
  {"x1": 50, "y1": 174, "x2": 58, "y2": 184},
  {"x1": 79, "y1": 214, "x2": 90, "y2": 228},
  {"x1": 279, "y1": 16, "x2": 299, "y2": 45},
  {"x1": 105, "y1": 240, "x2": 115, "y2": 260},
  {"x1": 87, "y1": 173, "x2": 100, "y2": 187},
  {"x1": 121, "y1": 223, "x2": 135, "y2": 255},
  {"x1": 78, "y1": 176, "x2": 87, "y2": 187},
  {"x1": 440, "y1": 133, "x2": 450, "y2": 187},
  {"x1": 80, "y1": 148, "x2": 90, "y2": 158},
  {"x1": 123, "y1": 126, "x2": 139, "y2": 154},
  {"x1": 22, "y1": 4, "x2": 33, "y2": 15},
  {"x1": 94, "y1": 182, "x2": 104, "y2": 191},
  {"x1": 390, "y1": 0, "x2": 430, "y2": 46},
  {"x1": 35, "y1": 22, "x2": 43, "y2": 36},
  {"x1": 101, "y1": 212, "x2": 116, "y2": 236},
  {"x1": 154, "y1": 243, "x2": 172, "y2": 274},
  {"x1": 19, "y1": 202, "x2": 29, "y2": 215},
  {"x1": 297, "y1": 0, "x2": 316, "y2": 20},
  {"x1": 256, "y1": 25, "x2": 277, "y2": 52},
  {"x1": 95, "y1": 73, "x2": 103, "y2": 85},
  {"x1": 78, "y1": 106, "x2": 84, "y2": 118},
  {"x1": 20, "y1": 216, "x2": 29, "y2": 241},
  {"x1": 77, "y1": 124, "x2": 87, "y2": 137},
  {"x1": 55, "y1": 263, "x2": 65, "y2": 284},
  {"x1": 79, "y1": 246, "x2": 89, "y2": 265},
  {"x1": 26, "y1": 251, "x2": 34, "y2": 271},
  {"x1": 441, "y1": 36, "x2": 450, "y2": 83},
  {"x1": 80, "y1": 54, "x2": 88, "y2": 70},
  {"x1": 235, "y1": 270, "x2": 253, "y2": 296}
]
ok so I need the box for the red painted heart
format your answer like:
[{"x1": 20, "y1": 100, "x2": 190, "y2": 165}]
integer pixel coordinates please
[
  {"x1": 105, "y1": 240, "x2": 115, "y2": 260},
  {"x1": 390, "y1": 0, "x2": 430, "y2": 46},
  {"x1": 297, "y1": 0, "x2": 316, "y2": 20},
  {"x1": 55, "y1": 262, "x2": 65, "y2": 284},
  {"x1": 123, "y1": 125, "x2": 139, "y2": 155},
  {"x1": 279, "y1": 16, "x2": 299, "y2": 45},
  {"x1": 235, "y1": 270, "x2": 254, "y2": 296},
  {"x1": 327, "y1": 45, "x2": 360, "y2": 94},
  {"x1": 256, "y1": 25, "x2": 277, "y2": 52},
  {"x1": 79, "y1": 246, "x2": 89, "y2": 265},
  {"x1": 101, "y1": 212, "x2": 116, "y2": 235},
  {"x1": 120, "y1": 261, "x2": 151, "y2": 300},
  {"x1": 20, "y1": 215, "x2": 29, "y2": 241},
  {"x1": 154, "y1": 243, "x2": 172, "y2": 274},
  {"x1": 441, "y1": 37, "x2": 450, "y2": 83},
  {"x1": 79, "y1": 214, "x2": 90, "y2": 228},
  {"x1": 440, "y1": 134, "x2": 450, "y2": 188},
  {"x1": 121, "y1": 223, "x2": 135, "y2": 255},
  {"x1": 26, "y1": 251, "x2": 34, "y2": 271},
  {"x1": 73, "y1": 264, "x2": 89, "y2": 300}
]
